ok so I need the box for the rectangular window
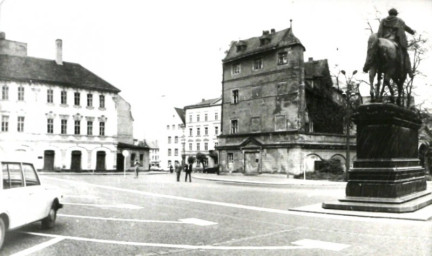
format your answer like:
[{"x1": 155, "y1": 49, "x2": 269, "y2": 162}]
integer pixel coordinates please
[
  {"x1": 175, "y1": 136, "x2": 178, "y2": 143},
  {"x1": 2, "y1": 86, "x2": 8, "y2": 100},
  {"x1": 189, "y1": 143, "x2": 192, "y2": 151},
  {"x1": 47, "y1": 89, "x2": 54, "y2": 103},
  {"x1": 172, "y1": 124, "x2": 175, "y2": 129},
  {"x1": 204, "y1": 142, "x2": 208, "y2": 151},
  {"x1": 278, "y1": 51, "x2": 288, "y2": 65},
  {"x1": 197, "y1": 127, "x2": 200, "y2": 136},
  {"x1": 87, "y1": 94, "x2": 93, "y2": 107},
  {"x1": 232, "y1": 90, "x2": 239, "y2": 104},
  {"x1": 99, "y1": 95, "x2": 105, "y2": 108},
  {"x1": 61, "y1": 119, "x2": 67, "y2": 134},
  {"x1": 18, "y1": 87, "x2": 24, "y2": 101},
  {"x1": 253, "y1": 58, "x2": 263, "y2": 70},
  {"x1": 61, "y1": 91, "x2": 67, "y2": 104},
  {"x1": 175, "y1": 149, "x2": 178, "y2": 156},
  {"x1": 168, "y1": 149, "x2": 172, "y2": 156},
  {"x1": 74, "y1": 92, "x2": 80, "y2": 106},
  {"x1": 87, "y1": 121, "x2": 93, "y2": 135},
  {"x1": 167, "y1": 125, "x2": 170, "y2": 130},
  {"x1": 189, "y1": 128, "x2": 192, "y2": 136},
  {"x1": 17, "y1": 116, "x2": 25, "y2": 132},
  {"x1": 168, "y1": 136, "x2": 171, "y2": 144},
  {"x1": 228, "y1": 153, "x2": 234, "y2": 163},
  {"x1": 215, "y1": 126, "x2": 219, "y2": 135},
  {"x1": 99, "y1": 121, "x2": 105, "y2": 136},
  {"x1": 74, "y1": 120, "x2": 80, "y2": 135},
  {"x1": 232, "y1": 63, "x2": 241, "y2": 74},
  {"x1": 197, "y1": 114, "x2": 200, "y2": 122},
  {"x1": 47, "y1": 118, "x2": 53, "y2": 134},
  {"x1": 205, "y1": 127, "x2": 208, "y2": 135},
  {"x1": 196, "y1": 143, "x2": 200, "y2": 151},
  {"x1": 205, "y1": 114, "x2": 208, "y2": 121},
  {"x1": 1, "y1": 116, "x2": 9, "y2": 132},
  {"x1": 231, "y1": 120, "x2": 238, "y2": 134},
  {"x1": 215, "y1": 112, "x2": 218, "y2": 120},
  {"x1": 250, "y1": 117, "x2": 261, "y2": 132},
  {"x1": 182, "y1": 143, "x2": 185, "y2": 151},
  {"x1": 189, "y1": 115, "x2": 192, "y2": 123}
]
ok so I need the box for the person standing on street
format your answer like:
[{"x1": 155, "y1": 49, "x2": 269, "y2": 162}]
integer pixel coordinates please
[
  {"x1": 185, "y1": 163, "x2": 192, "y2": 182},
  {"x1": 175, "y1": 163, "x2": 182, "y2": 182},
  {"x1": 134, "y1": 159, "x2": 140, "y2": 178}
]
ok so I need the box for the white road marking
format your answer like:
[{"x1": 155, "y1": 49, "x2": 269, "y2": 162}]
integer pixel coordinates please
[
  {"x1": 178, "y1": 218, "x2": 217, "y2": 226},
  {"x1": 45, "y1": 177, "x2": 409, "y2": 223},
  {"x1": 292, "y1": 239, "x2": 350, "y2": 251},
  {"x1": 58, "y1": 214, "x2": 218, "y2": 226},
  {"x1": 64, "y1": 195, "x2": 98, "y2": 199},
  {"x1": 21, "y1": 232, "x2": 346, "y2": 251},
  {"x1": 62, "y1": 202, "x2": 143, "y2": 209},
  {"x1": 10, "y1": 237, "x2": 64, "y2": 256}
]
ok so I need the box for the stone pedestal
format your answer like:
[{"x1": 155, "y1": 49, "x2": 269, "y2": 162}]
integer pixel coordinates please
[{"x1": 323, "y1": 104, "x2": 432, "y2": 213}]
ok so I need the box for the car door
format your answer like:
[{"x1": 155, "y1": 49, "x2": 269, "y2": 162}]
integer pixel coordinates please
[
  {"x1": 1, "y1": 162, "x2": 29, "y2": 228},
  {"x1": 22, "y1": 163, "x2": 48, "y2": 221}
]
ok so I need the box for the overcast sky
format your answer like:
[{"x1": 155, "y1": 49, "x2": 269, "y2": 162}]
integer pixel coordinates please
[{"x1": 1, "y1": 0, "x2": 431, "y2": 140}]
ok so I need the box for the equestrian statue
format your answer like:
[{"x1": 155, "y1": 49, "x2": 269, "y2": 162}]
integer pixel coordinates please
[{"x1": 363, "y1": 8, "x2": 416, "y2": 105}]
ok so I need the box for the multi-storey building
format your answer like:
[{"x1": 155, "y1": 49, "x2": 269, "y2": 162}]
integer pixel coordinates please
[
  {"x1": 217, "y1": 26, "x2": 355, "y2": 175},
  {"x1": 146, "y1": 140, "x2": 160, "y2": 167},
  {"x1": 0, "y1": 33, "x2": 149, "y2": 171},
  {"x1": 160, "y1": 108, "x2": 185, "y2": 169},
  {"x1": 184, "y1": 98, "x2": 221, "y2": 168}
]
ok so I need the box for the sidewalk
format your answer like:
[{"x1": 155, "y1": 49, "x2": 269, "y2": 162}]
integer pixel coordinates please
[{"x1": 192, "y1": 173, "x2": 347, "y2": 187}]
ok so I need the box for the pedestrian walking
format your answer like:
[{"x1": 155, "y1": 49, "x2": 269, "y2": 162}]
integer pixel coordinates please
[
  {"x1": 170, "y1": 165, "x2": 173, "y2": 173},
  {"x1": 185, "y1": 163, "x2": 192, "y2": 182},
  {"x1": 175, "y1": 163, "x2": 182, "y2": 182},
  {"x1": 134, "y1": 160, "x2": 140, "y2": 178}
]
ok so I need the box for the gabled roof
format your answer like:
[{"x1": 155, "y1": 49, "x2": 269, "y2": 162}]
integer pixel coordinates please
[
  {"x1": 174, "y1": 107, "x2": 185, "y2": 124},
  {"x1": 223, "y1": 27, "x2": 305, "y2": 63},
  {"x1": 0, "y1": 54, "x2": 120, "y2": 93},
  {"x1": 184, "y1": 97, "x2": 222, "y2": 110},
  {"x1": 304, "y1": 59, "x2": 333, "y2": 88}
]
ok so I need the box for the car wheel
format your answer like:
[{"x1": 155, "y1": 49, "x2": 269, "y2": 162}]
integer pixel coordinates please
[
  {"x1": 41, "y1": 205, "x2": 57, "y2": 229},
  {"x1": 0, "y1": 218, "x2": 5, "y2": 250}
]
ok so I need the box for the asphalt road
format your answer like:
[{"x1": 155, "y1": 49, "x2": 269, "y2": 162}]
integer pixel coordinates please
[{"x1": 2, "y1": 173, "x2": 431, "y2": 256}]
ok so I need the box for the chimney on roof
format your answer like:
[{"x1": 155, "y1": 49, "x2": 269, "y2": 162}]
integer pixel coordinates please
[
  {"x1": 262, "y1": 30, "x2": 269, "y2": 36},
  {"x1": 308, "y1": 57, "x2": 313, "y2": 62},
  {"x1": 202, "y1": 98, "x2": 205, "y2": 102},
  {"x1": 0, "y1": 32, "x2": 5, "y2": 40},
  {"x1": 270, "y1": 28, "x2": 275, "y2": 34},
  {"x1": 55, "y1": 39, "x2": 63, "y2": 65}
]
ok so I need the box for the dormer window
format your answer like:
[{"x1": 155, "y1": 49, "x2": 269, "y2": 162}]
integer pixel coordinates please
[
  {"x1": 236, "y1": 41, "x2": 247, "y2": 52},
  {"x1": 278, "y1": 51, "x2": 288, "y2": 65}
]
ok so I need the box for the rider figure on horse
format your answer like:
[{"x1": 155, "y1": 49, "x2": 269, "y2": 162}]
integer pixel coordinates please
[{"x1": 364, "y1": 8, "x2": 416, "y2": 78}]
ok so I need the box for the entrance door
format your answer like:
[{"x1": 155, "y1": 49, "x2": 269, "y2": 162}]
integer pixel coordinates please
[
  {"x1": 96, "y1": 151, "x2": 106, "y2": 170},
  {"x1": 43, "y1": 150, "x2": 55, "y2": 171},
  {"x1": 117, "y1": 153, "x2": 124, "y2": 171},
  {"x1": 244, "y1": 152, "x2": 260, "y2": 174},
  {"x1": 71, "y1": 151, "x2": 82, "y2": 171}
]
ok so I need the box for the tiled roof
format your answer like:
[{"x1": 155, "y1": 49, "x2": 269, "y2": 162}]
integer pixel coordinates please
[
  {"x1": 0, "y1": 54, "x2": 120, "y2": 93},
  {"x1": 304, "y1": 59, "x2": 333, "y2": 88},
  {"x1": 174, "y1": 107, "x2": 185, "y2": 124},
  {"x1": 223, "y1": 28, "x2": 305, "y2": 63},
  {"x1": 184, "y1": 97, "x2": 221, "y2": 109}
]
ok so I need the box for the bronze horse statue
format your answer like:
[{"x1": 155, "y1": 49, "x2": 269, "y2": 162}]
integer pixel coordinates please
[{"x1": 363, "y1": 33, "x2": 407, "y2": 105}]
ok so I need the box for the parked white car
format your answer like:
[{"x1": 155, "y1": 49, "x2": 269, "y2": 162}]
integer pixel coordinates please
[{"x1": 0, "y1": 161, "x2": 63, "y2": 250}]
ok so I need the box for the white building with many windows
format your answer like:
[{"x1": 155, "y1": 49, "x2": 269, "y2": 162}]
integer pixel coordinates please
[
  {"x1": 184, "y1": 98, "x2": 221, "y2": 168},
  {"x1": 160, "y1": 108, "x2": 185, "y2": 170},
  {"x1": 0, "y1": 33, "x2": 148, "y2": 171}
]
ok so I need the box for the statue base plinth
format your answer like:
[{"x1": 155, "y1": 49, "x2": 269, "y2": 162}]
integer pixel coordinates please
[{"x1": 323, "y1": 104, "x2": 432, "y2": 213}]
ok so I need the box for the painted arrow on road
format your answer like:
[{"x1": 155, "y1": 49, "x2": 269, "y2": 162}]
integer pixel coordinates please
[{"x1": 58, "y1": 214, "x2": 218, "y2": 226}]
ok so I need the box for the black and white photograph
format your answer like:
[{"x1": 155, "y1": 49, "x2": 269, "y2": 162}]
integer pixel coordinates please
[{"x1": 0, "y1": 0, "x2": 431, "y2": 255}]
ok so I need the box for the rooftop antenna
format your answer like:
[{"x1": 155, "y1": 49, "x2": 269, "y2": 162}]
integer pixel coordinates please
[{"x1": 290, "y1": 19, "x2": 293, "y2": 29}]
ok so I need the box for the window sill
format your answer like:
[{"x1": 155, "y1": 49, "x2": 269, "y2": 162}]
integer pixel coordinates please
[
  {"x1": 60, "y1": 104, "x2": 68, "y2": 107},
  {"x1": 73, "y1": 105, "x2": 82, "y2": 108},
  {"x1": 87, "y1": 106, "x2": 94, "y2": 110},
  {"x1": 99, "y1": 107, "x2": 106, "y2": 111}
]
